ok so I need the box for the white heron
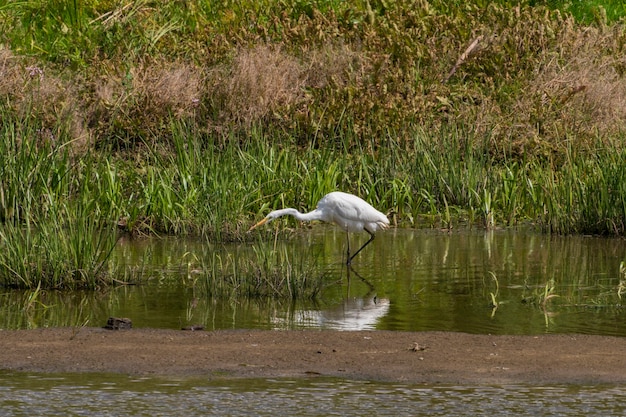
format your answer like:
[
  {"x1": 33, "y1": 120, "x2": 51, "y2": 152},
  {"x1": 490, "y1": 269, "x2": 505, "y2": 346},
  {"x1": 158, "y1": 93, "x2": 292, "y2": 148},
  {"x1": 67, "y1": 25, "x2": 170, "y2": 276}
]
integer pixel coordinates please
[{"x1": 248, "y1": 191, "x2": 389, "y2": 264}]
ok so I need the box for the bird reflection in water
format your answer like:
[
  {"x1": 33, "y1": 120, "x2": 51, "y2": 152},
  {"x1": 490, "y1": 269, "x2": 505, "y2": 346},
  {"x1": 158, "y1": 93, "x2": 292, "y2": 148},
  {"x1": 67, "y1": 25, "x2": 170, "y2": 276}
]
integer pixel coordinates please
[{"x1": 272, "y1": 265, "x2": 389, "y2": 331}]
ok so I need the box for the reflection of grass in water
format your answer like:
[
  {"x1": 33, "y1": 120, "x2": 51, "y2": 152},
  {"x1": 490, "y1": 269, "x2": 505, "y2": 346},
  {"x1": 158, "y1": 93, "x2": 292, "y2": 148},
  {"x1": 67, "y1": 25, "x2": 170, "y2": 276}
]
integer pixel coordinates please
[
  {"x1": 538, "y1": 279, "x2": 559, "y2": 309},
  {"x1": 491, "y1": 273, "x2": 561, "y2": 319},
  {"x1": 0, "y1": 290, "x2": 101, "y2": 330},
  {"x1": 619, "y1": 261, "x2": 626, "y2": 300},
  {"x1": 521, "y1": 276, "x2": 626, "y2": 311}
]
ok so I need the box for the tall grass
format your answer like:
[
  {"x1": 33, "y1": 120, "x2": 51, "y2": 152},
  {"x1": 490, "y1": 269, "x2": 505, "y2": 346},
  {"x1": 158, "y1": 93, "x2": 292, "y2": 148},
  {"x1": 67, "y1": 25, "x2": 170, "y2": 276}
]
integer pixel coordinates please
[
  {"x1": 530, "y1": 149, "x2": 626, "y2": 234},
  {"x1": 1, "y1": 110, "x2": 625, "y2": 290},
  {"x1": 0, "y1": 206, "x2": 120, "y2": 289},
  {"x1": 181, "y1": 122, "x2": 625, "y2": 236},
  {"x1": 0, "y1": 115, "x2": 120, "y2": 289}
]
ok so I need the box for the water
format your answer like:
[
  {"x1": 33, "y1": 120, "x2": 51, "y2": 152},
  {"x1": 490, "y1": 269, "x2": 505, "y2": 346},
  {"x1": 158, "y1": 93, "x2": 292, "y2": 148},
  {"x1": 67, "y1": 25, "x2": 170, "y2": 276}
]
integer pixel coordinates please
[
  {"x1": 1, "y1": 228, "x2": 624, "y2": 335},
  {"x1": 1, "y1": 371, "x2": 625, "y2": 416},
  {"x1": 1, "y1": 228, "x2": 625, "y2": 415}
]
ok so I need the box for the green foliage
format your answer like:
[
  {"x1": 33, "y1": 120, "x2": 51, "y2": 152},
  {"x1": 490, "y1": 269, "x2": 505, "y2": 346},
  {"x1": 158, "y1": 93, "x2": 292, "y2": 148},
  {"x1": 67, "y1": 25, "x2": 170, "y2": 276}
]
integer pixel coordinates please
[
  {"x1": 2, "y1": 0, "x2": 626, "y2": 155},
  {"x1": 191, "y1": 245, "x2": 325, "y2": 300},
  {"x1": 531, "y1": 0, "x2": 626, "y2": 24},
  {"x1": 1, "y1": 0, "x2": 626, "y2": 290},
  {"x1": 0, "y1": 207, "x2": 120, "y2": 289},
  {"x1": 0, "y1": 115, "x2": 119, "y2": 289}
]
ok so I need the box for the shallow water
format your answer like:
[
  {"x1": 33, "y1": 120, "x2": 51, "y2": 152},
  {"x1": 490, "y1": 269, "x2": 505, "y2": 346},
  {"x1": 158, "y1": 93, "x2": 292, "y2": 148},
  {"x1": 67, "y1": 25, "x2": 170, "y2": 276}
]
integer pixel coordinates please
[
  {"x1": 1, "y1": 228, "x2": 625, "y2": 335},
  {"x1": 1, "y1": 371, "x2": 625, "y2": 416}
]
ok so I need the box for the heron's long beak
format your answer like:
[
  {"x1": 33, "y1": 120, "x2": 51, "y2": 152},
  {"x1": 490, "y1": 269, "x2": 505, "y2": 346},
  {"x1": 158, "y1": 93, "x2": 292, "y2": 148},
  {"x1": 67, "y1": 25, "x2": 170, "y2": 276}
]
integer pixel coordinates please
[{"x1": 248, "y1": 217, "x2": 268, "y2": 232}]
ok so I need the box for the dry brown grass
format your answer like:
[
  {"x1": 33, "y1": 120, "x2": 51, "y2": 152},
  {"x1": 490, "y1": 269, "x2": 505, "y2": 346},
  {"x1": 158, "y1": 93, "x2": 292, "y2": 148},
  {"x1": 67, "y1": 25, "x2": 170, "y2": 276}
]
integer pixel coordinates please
[
  {"x1": 509, "y1": 23, "x2": 626, "y2": 155},
  {"x1": 207, "y1": 44, "x2": 307, "y2": 129},
  {"x1": 203, "y1": 43, "x2": 372, "y2": 136},
  {"x1": 0, "y1": 47, "x2": 20, "y2": 96},
  {"x1": 543, "y1": 26, "x2": 626, "y2": 128},
  {"x1": 446, "y1": 14, "x2": 626, "y2": 158},
  {"x1": 132, "y1": 59, "x2": 203, "y2": 119},
  {"x1": 2, "y1": 42, "x2": 369, "y2": 147},
  {"x1": 0, "y1": 46, "x2": 89, "y2": 150},
  {"x1": 89, "y1": 58, "x2": 204, "y2": 144}
]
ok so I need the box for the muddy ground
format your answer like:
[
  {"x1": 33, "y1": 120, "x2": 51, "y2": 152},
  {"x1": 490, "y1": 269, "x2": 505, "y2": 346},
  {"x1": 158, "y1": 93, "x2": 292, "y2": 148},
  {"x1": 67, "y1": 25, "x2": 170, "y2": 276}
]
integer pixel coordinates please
[{"x1": 1, "y1": 328, "x2": 625, "y2": 384}]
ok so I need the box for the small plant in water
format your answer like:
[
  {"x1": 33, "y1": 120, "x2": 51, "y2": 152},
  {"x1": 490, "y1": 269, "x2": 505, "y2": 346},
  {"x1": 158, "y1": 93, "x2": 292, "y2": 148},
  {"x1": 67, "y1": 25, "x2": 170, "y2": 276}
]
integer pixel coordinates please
[
  {"x1": 538, "y1": 279, "x2": 559, "y2": 309},
  {"x1": 521, "y1": 278, "x2": 559, "y2": 309},
  {"x1": 618, "y1": 261, "x2": 626, "y2": 300},
  {"x1": 487, "y1": 271, "x2": 503, "y2": 317}
]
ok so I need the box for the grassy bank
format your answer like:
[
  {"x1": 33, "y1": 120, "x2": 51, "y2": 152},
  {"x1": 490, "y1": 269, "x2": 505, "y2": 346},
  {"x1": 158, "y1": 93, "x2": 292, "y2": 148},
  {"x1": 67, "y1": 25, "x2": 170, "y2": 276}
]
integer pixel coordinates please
[
  {"x1": 0, "y1": 0, "x2": 625, "y2": 289},
  {"x1": 2, "y1": 113, "x2": 623, "y2": 236}
]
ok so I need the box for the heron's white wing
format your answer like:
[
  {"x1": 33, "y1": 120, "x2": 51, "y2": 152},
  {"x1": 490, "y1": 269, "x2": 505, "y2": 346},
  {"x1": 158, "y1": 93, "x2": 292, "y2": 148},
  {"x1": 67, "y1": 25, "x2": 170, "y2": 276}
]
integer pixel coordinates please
[{"x1": 319, "y1": 192, "x2": 388, "y2": 232}]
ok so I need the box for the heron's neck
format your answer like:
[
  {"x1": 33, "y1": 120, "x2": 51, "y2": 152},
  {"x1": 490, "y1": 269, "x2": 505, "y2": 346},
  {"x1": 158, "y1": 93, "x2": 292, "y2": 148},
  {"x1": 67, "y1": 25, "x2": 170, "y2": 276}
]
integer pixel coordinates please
[
  {"x1": 294, "y1": 209, "x2": 322, "y2": 222},
  {"x1": 272, "y1": 208, "x2": 322, "y2": 222}
]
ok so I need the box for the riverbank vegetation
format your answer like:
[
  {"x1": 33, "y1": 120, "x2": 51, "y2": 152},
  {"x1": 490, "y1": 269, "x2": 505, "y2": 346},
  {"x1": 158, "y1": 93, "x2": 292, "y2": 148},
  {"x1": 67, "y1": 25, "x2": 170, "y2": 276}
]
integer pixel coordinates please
[{"x1": 1, "y1": 0, "x2": 625, "y2": 289}]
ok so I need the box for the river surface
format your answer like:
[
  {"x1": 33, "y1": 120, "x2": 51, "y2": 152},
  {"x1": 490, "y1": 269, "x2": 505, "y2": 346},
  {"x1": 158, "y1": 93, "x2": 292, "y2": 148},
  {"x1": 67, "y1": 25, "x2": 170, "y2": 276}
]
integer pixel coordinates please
[{"x1": 1, "y1": 228, "x2": 625, "y2": 415}]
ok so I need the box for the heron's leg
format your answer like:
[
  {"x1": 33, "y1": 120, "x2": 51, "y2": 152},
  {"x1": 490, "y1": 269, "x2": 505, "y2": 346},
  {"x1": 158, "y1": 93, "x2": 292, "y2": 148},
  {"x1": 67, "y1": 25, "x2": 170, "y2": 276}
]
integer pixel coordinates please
[{"x1": 347, "y1": 229, "x2": 375, "y2": 265}]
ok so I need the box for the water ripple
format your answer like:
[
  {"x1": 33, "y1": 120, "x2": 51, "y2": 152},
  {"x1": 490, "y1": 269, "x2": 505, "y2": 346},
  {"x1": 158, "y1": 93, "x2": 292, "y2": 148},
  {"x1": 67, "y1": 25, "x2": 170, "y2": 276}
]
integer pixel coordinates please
[{"x1": 1, "y1": 372, "x2": 625, "y2": 416}]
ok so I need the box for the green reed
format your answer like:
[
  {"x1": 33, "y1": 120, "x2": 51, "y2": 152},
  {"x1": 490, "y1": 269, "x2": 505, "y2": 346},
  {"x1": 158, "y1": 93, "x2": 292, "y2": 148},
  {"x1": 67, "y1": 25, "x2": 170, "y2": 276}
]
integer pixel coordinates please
[
  {"x1": 190, "y1": 242, "x2": 326, "y2": 300},
  {"x1": 0, "y1": 205, "x2": 120, "y2": 289},
  {"x1": 0, "y1": 116, "x2": 120, "y2": 289},
  {"x1": 525, "y1": 149, "x2": 626, "y2": 234}
]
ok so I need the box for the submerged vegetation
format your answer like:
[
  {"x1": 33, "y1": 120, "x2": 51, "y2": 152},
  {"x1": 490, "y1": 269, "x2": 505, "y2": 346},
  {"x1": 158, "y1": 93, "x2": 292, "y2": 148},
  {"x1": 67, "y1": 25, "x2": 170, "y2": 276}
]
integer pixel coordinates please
[{"x1": 0, "y1": 0, "x2": 625, "y2": 290}]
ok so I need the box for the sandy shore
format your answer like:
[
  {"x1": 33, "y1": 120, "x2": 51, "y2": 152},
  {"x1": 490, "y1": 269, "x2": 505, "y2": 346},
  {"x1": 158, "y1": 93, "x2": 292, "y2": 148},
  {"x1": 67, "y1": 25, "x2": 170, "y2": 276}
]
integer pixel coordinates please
[{"x1": 1, "y1": 328, "x2": 625, "y2": 384}]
